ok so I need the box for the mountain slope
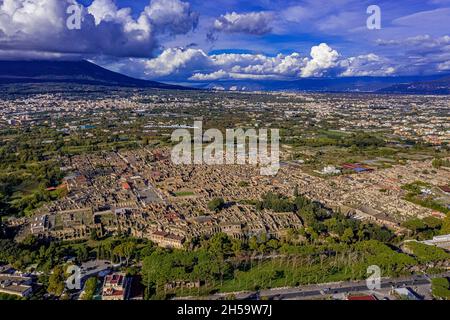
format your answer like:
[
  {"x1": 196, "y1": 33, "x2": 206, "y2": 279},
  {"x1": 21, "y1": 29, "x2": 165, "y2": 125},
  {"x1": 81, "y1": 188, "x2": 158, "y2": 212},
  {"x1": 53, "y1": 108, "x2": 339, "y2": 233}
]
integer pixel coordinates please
[
  {"x1": 189, "y1": 75, "x2": 449, "y2": 92},
  {"x1": 377, "y1": 76, "x2": 450, "y2": 94},
  {"x1": 0, "y1": 60, "x2": 188, "y2": 90}
]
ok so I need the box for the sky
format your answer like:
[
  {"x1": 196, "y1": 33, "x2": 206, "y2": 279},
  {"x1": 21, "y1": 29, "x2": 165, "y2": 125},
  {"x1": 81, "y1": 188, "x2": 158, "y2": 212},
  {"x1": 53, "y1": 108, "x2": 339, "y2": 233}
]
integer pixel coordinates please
[{"x1": 0, "y1": 0, "x2": 450, "y2": 82}]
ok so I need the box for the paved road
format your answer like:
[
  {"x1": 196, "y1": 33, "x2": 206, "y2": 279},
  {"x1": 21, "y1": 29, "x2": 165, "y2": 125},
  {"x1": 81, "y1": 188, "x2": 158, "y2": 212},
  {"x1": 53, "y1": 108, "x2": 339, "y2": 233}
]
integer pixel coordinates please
[
  {"x1": 221, "y1": 272, "x2": 449, "y2": 300},
  {"x1": 176, "y1": 272, "x2": 449, "y2": 300},
  {"x1": 255, "y1": 273, "x2": 450, "y2": 300}
]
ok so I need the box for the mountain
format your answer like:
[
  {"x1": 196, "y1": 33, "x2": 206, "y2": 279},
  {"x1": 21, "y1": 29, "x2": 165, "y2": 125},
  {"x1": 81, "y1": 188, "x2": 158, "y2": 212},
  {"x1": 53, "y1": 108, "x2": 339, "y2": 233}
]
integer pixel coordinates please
[
  {"x1": 377, "y1": 76, "x2": 450, "y2": 94},
  {"x1": 189, "y1": 75, "x2": 450, "y2": 93},
  {"x1": 0, "y1": 60, "x2": 189, "y2": 90},
  {"x1": 2, "y1": 60, "x2": 448, "y2": 94}
]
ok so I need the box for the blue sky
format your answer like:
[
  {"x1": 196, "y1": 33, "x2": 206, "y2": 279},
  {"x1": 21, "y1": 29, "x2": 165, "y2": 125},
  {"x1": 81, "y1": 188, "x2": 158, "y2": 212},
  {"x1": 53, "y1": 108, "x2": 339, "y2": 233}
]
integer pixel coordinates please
[{"x1": 1, "y1": 0, "x2": 450, "y2": 81}]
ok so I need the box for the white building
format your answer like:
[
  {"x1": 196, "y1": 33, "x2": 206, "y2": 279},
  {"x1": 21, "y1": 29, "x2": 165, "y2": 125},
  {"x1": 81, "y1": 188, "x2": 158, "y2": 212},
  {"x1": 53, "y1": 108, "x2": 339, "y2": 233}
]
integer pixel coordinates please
[{"x1": 321, "y1": 166, "x2": 341, "y2": 175}]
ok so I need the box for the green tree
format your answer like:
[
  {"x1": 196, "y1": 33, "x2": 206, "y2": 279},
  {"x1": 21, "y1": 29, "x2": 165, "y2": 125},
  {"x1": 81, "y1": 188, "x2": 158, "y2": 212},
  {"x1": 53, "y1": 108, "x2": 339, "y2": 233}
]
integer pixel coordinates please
[
  {"x1": 342, "y1": 227, "x2": 354, "y2": 243},
  {"x1": 76, "y1": 246, "x2": 89, "y2": 263},
  {"x1": 402, "y1": 219, "x2": 426, "y2": 233},
  {"x1": 404, "y1": 242, "x2": 449, "y2": 264},
  {"x1": 90, "y1": 229, "x2": 99, "y2": 241},
  {"x1": 231, "y1": 239, "x2": 242, "y2": 257},
  {"x1": 422, "y1": 216, "x2": 442, "y2": 230},
  {"x1": 122, "y1": 241, "x2": 137, "y2": 265},
  {"x1": 208, "y1": 198, "x2": 225, "y2": 212},
  {"x1": 47, "y1": 265, "x2": 66, "y2": 297},
  {"x1": 431, "y1": 278, "x2": 450, "y2": 300},
  {"x1": 209, "y1": 233, "x2": 232, "y2": 258},
  {"x1": 441, "y1": 214, "x2": 450, "y2": 234},
  {"x1": 82, "y1": 277, "x2": 98, "y2": 300},
  {"x1": 249, "y1": 236, "x2": 259, "y2": 251}
]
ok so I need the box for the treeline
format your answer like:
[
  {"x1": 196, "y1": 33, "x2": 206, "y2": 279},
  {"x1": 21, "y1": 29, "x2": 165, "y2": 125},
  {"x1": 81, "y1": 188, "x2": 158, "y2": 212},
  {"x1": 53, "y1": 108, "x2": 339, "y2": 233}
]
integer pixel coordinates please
[
  {"x1": 404, "y1": 242, "x2": 449, "y2": 264},
  {"x1": 0, "y1": 128, "x2": 65, "y2": 166},
  {"x1": 287, "y1": 132, "x2": 386, "y2": 149},
  {"x1": 0, "y1": 162, "x2": 64, "y2": 217},
  {"x1": 0, "y1": 126, "x2": 67, "y2": 217},
  {"x1": 402, "y1": 216, "x2": 449, "y2": 239},
  {"x1": 0, "y1": 236, "x2": 153, "y2": 273}
]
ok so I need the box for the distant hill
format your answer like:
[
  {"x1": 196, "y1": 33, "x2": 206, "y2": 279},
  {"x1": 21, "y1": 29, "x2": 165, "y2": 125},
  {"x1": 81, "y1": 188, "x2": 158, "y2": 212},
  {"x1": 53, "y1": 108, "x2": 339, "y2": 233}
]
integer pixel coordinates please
[
  {"x1": 189, "y1": 74, "x2": 450, "y2": 93},
  {"x1": 0, "y1": 60, "x2": 189, "y2": 90},
  {"x1": 377, "y1": 76, "x2": 450, "y2": 94}
]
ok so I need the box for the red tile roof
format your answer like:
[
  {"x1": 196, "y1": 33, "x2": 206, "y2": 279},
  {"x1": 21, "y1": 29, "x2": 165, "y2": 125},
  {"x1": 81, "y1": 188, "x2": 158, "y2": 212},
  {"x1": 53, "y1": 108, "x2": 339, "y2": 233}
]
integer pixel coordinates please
[{"x1": 122, "y1": 182, "x2": 131, "y2": 190}]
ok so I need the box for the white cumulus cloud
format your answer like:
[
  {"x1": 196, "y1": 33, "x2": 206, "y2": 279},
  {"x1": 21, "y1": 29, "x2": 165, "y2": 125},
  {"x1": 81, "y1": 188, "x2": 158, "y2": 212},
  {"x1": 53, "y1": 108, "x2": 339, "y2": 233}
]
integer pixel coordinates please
[
  {"x1": 301, "y1": 43, "x2": 339, "y2": 77},
  {"x1": 0, "y1": 0, "x2": 198, "y2": 58},
  {"x1": 105, "y1": 43, "x2": 397, "y2": 81},
  {"x1": 144, "y1": 0, "x2": 198, "y2": 35},
  {"x1": 339, "y1": 54, "x2": 396, "y2": 77},
  {"x1": 213, "y1": 11, "x2": 273, "y2": 35},
  {"x1": 190, "y1": 69, "x2": 229, "y2": 81},
  {"x1": 141, "y1": 47, "x2": 210, "y2": 77}
]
